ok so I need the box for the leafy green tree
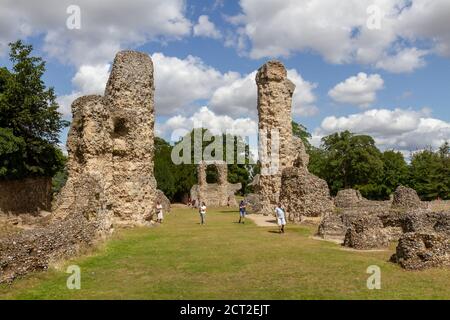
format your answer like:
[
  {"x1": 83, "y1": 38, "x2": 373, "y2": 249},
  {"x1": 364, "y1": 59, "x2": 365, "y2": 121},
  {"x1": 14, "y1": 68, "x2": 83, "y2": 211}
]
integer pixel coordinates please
[
  {"x1": 410, "y1": 143, "x2": 450, "y2": 200},
  {"x1": 0, "y1": 40, "x2": 68, "y2": 179},
  {"x1": 292, "y1": 121, "x2": 312, "y2": 150},
  {"x1": 380, "y1": 150, "x2": 409, "y2": 197},
  {"x1": 314, "y1": 131, "x2": 384, "y2": 197},
  {"x1": 153, "y1": 129, "x2": 255, "y2": 201}
]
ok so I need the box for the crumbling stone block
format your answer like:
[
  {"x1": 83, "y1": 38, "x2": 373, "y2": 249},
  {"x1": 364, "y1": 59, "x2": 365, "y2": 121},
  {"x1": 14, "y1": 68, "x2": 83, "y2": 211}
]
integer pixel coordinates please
[
  {"x1": 280, "y1": 167, "x2": 334, "y2": 220},
  {"x1": 343, "y1": 215, "x2": 390, "y2": 250},
  {"x1": 391, "y1": 232, "x2": 450, "y2": 270}
]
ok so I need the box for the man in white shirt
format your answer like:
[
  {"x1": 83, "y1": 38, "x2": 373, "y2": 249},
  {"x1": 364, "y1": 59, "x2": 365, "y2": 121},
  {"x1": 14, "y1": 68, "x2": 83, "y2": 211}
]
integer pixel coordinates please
[
  {"x1": 199, "y1": 202, "x2": 207, "y2": 225},
  {"x1": 275, "y1": 203, "x2": 286, "y2": 234}
]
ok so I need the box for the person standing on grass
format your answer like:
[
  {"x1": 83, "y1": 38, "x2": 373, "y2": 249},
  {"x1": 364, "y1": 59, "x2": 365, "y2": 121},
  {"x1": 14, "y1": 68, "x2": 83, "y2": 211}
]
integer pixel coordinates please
[
  {"x1": 238, "y1": 200, "x2": 247, "y2": 224},
  {"x1": 199, "y1": 202, "x2": 207, "y2": 225},
  {"x1": 156, "y1": 201, "x2": 164, "y2": 223},
  {"x1": 275, "y1": 203, "x2": 286, "y2": 234}
]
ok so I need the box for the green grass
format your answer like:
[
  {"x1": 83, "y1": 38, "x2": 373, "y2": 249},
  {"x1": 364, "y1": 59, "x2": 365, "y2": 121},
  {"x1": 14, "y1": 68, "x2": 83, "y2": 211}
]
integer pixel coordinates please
[{"x1": 1, "y1": 206, "x2": 450, "y2": 300}]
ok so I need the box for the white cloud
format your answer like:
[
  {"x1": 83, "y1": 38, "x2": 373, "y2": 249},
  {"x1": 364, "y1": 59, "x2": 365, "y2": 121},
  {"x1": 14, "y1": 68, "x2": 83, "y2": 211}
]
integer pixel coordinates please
[
  {"x1": 328, "y1": 73, "x2": 384, "y2": 108},
  {"x1": 193, "y1": 15, "x2": 221, "y2": 39},
  {"x1": 156, "y1": 106, "x2": 258, "y2": 141},
  {"x1": 57, "y1": 64, "x2": 110, "y2": 118},
  {"x1": 72, "y1": 64, "x2": 110, "y2": 95},
  {"x1": 229, "y1": 0, "x2": 450, "y2": 72},
  {"x1": 375, "y1": 48, "x2": 428, "y2": 73},
  {"x1": 313, "y1": 108, "x2": 450, "y2": 153},
  {"x1": 152, "y1": 53, "x2": 239, "y2": 116},
  {"x1": 209, "y1": 68, "x2": 318, "y2": 118},
  {"x1": 0, "y1": 0, "x2": 191, "y2": 65}
]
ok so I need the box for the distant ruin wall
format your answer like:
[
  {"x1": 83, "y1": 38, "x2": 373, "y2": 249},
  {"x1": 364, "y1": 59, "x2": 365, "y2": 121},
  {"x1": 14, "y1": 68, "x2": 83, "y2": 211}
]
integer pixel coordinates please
[{"x1": 0, "y1": 177, "x2": 52, "y2": 214}]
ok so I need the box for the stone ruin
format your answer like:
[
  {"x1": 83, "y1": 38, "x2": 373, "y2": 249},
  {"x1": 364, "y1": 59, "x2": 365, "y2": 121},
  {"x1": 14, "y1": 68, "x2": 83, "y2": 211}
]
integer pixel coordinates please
[
  {"x1": 190, "y1": 161, "x2": 241, "y2": 207},
  {"x1": 54, "y1": 50, "x2": 157, "y2": 227},
  {"x1": 0, "y1": 50, "x2": 160, "y2": 283},
  {"x1": 317, "y1": 185, "x2": 450, "y2": 269},
  {"x1": 246, "y1": 61, "x2": 333, "y2": 220}
]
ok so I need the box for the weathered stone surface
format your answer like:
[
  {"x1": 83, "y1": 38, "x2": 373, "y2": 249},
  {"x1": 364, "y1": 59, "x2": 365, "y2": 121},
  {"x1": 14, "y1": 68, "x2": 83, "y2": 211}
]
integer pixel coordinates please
[
  {"x1": 0, "y1": 212, "x2": 98, "y2": 283},
  {"x1": 243, "y1": 193, "x2": 263, "y2": 213},
  {"x1": 343, "y1": 215, "x2": 390, "y2": 249},
  {"x1": 280, "y1": 167, "x2": 334, "y2": 220},
  {"x1": 0, "y1": 174, "x2": 111, "y2": 283},
  {"x1": 191, "y1": 161, "x2": 241, "y2": 207},
  {"x1": 254, "y1": 60, "x2": 333, "y2": 219},
  {"x1": 0, "y1": 177, "x2": 52, "y2": 214},
  {"x1": 156, "y1": 190, "x2": 171, "y2": 214},
  {"x1": 334, "y1": 189, "x2": 365, "y2": 208},
  {"x1": 391, "y1": 232, "x2": 450, "y2": 270},
  {"x1": 255, "y1": 61, "x2": 296, "y2": 214},
  {"x1": 317, "y1": 211, "x2": 361, "y2": 240},
  {"x1": 392, "y1": 185, "x2": 429, "y2": 210},
  {"x1": 54, "y1": 50, "x2": 157, "y2": 226}
]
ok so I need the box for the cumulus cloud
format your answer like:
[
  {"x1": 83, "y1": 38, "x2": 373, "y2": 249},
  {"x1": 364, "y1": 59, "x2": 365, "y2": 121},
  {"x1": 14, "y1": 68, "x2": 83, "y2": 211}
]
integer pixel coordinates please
[
  {"x1": 152, "y1": 53, "x2": 239, "y2": 116},
  {"x1": 57, "y1": 63, "x2": 110, "y2": 117},
  {"x1": 228, "y1": 0, "x2": 450, "y2": 72},
  {"x1": 193, "y1": 15, "x2": 221, "y2": 39},
  {"x1": 328, "y1": 73, "x2": 384, "y2": 108},
  {"x1": 209, "y1": 69, "x2": 318, "y2": 118},
  {"x1": 156, "y1": 106, "x2": 258, "y2": 142},
  {"x1": 313, "y1": 108, "x2": 450, "y2": 153},
  {"x1": 0, "y1": 0, "x2": 191, "y2": 65}
]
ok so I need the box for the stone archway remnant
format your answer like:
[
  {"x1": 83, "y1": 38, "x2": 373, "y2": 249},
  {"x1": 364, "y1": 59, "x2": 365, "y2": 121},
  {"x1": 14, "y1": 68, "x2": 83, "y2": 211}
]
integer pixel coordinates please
[{"x1": 191, "y1": 160, "x2": 241, "y2": 207}]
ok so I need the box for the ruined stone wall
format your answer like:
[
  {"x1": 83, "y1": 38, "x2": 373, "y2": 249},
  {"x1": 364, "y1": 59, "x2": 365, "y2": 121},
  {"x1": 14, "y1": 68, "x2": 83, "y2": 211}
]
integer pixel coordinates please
[
  {"x1": 0, "y1": 177, "x2": 52, "y2": 214},
  {"x1": 54, "y1": 50, "x2": 157, "y2": 227}
]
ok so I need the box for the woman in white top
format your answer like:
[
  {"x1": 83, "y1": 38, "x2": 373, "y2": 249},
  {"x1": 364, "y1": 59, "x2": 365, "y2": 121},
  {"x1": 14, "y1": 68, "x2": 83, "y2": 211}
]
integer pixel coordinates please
[
  {"x1": 199, "y1": 202, "x2": 207, "y2": 225},
  {"x1": 156, "y1": 201, "x2": 163, "y2": 223}
]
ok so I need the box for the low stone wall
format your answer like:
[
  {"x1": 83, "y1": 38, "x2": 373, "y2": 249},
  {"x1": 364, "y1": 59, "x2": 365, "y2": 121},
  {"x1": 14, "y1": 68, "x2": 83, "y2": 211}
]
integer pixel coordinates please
[{"x1": 0, "y1": 177, "x2": 52, "y2": 214}]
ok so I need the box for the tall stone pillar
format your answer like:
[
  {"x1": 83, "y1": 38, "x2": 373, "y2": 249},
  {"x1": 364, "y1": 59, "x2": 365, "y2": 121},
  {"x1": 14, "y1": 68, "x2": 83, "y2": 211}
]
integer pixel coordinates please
[
  {"x1": 104, "y1": 51, "x2": 157, "y2": 225},
  {"x1": 197, "y1": 161, "x2": 207, "y2": 205},
  {"x1": 256, "y1": 60, "x2": 296, "y2": 214},
  {"x1": 54, "y1": 50, "x2": 158, "y2": 228},
  {"x1": 216, "y1": 161, "x2": 229, "y2": 206}
]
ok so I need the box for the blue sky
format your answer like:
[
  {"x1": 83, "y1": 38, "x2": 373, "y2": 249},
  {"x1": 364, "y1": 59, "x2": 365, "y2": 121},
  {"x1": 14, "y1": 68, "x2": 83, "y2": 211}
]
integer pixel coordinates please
[{"x1": 0, "y1": 0, "x2": 449, "y2": 155}]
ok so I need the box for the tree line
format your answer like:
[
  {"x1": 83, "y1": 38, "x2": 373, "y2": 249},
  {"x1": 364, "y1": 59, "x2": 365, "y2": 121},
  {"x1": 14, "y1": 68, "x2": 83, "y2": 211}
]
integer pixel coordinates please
[{"x1": 307, "y1": 130, "x2": 450, "y2": 201}]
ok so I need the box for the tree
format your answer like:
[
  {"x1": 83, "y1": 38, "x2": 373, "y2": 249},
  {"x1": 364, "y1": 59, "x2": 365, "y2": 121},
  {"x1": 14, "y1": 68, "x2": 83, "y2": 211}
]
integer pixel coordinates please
[
  {"x1": 292, "y1": 121, "x2": 312, "y2": 150},
  {"x1": 153, "y1": 129, "x2": 256, "y2": 201},
  {"x1": 379, "y1": 150, "x2": 409, "y2": 198},
  {"x1": 0, "y1": 40, "x2": 68, "y2": 179},
  {"x1": 410, "y1": 143, "x2": 450, "y2": 200},
  {"x1": 314, "y1": 131, "x2": 384, "y2": 197}
]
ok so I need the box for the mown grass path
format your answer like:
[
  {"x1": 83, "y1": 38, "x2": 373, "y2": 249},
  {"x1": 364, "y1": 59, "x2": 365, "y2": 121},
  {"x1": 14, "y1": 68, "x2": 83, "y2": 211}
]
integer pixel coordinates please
[{"x1": 1, "y1": 206, "x2": 449, "y2": 299}]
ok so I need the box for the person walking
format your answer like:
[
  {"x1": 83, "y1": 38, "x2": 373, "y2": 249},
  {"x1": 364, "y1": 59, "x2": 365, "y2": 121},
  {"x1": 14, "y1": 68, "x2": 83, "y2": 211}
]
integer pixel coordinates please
[
  {"x1": 156, "y1": 201, "x2": 164, "y2": 224},
  {"x1": 238, "y1": 200, "x2": 246, "y2": 224},
  {"x1": 199, "y1": 202, "x2": 207, "y2": 225},
  {"x1": 275, "y1": 203, "x2": 286, "y2": 234}
]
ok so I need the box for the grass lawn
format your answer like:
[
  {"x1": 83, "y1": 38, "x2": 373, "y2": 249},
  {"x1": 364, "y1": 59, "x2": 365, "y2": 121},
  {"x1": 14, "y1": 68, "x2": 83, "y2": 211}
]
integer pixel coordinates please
[{"x1": 1, "y1": 206, "x2": 449, "y2": 300}]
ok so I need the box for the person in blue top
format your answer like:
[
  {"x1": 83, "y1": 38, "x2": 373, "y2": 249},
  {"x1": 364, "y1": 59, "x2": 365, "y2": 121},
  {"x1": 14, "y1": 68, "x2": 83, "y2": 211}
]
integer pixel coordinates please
[
  {"x1": 275, "y1": 203, "x2": 286, "y2": 234},
  {"x1": 238, "y1": 200, "x2": 246, "y2": 224}
]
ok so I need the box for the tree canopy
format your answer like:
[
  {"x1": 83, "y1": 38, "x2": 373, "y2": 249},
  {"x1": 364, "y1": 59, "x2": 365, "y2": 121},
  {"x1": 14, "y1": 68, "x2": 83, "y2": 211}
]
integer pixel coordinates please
[{"x1": 0, "y1": 41, "x2": 68, "y2": 180}]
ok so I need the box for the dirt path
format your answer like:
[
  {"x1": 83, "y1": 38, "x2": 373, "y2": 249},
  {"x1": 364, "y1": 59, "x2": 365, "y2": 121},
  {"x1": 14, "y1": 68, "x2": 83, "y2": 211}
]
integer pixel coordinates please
[{"x1": 246, "y1": 214, "x2": 278, "y2": 227}]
